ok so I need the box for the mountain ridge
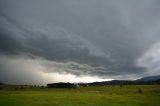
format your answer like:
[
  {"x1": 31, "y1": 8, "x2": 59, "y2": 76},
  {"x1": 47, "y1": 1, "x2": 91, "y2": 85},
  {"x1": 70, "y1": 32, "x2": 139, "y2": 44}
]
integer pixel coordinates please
[{"x1": 137, "y1": 75, "x2": 160, "y2": 81}]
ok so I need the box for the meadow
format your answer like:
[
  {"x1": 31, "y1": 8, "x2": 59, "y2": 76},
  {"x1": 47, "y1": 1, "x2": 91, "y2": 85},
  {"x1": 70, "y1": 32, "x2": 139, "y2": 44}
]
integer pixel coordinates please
[{"x1": 0, "y1": 85, "x2": 160, "y2": 106}]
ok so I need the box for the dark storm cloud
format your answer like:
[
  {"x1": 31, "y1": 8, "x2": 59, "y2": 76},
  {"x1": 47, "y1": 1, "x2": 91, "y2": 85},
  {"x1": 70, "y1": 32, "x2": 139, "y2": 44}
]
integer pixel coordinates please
[
  {"x1": 0, "y1": 13, "x2": 111, "y2": 66},
  {"x1": 0, "y1": 0, "x2": 160, "y2": 82}
]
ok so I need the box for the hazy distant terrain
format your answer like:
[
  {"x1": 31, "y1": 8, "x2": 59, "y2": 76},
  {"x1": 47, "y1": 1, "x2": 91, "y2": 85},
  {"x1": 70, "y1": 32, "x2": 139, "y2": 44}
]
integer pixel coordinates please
[{"x1": 138, "y1": 75, "x2": 160, "y2": 81}]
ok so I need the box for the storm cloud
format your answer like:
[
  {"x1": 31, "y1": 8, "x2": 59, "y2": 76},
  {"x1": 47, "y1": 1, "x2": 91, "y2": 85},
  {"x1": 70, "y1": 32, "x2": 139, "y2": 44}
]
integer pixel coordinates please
[{"x1": 0, "y1": 0, "x2": 160, "y2": 84}]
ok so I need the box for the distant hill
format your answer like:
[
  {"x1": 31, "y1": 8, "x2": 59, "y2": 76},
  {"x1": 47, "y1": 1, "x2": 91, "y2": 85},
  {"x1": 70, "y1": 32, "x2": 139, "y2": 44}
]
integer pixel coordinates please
[{"x1": 137, "y1": 75, "x2": 160, "y2": 81}]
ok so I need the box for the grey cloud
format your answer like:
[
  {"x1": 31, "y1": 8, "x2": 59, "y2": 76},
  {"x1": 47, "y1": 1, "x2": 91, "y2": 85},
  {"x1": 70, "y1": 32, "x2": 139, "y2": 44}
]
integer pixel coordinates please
[
  {"x1": 0, "y1": 14, "x2": 112, "y2": 67},
  {"x1": 0, "y1": 16, "x2": 144, "y2": 77},
  {"x1": 0, "y1": 0, "x2": 160, "y2": 84},
  {"x1": 0, "y1": 56, "x2": 46, "y2": 85},
  {"x1": 137, "y1": 42, "x2": 160, "y2": 76}
]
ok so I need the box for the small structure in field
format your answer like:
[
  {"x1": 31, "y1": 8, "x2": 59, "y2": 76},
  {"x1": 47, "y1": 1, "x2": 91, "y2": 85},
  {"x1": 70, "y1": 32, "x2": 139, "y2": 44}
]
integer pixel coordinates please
[{"x1": 138, "y1": 88, "x2": 142, "y2": 93}]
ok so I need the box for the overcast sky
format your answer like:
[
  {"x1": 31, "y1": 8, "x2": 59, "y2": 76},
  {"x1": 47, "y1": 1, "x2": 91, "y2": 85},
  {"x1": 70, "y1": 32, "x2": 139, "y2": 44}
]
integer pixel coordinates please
[{"x1": 0, "y1": 0, "x2": 160, "y2": 85}]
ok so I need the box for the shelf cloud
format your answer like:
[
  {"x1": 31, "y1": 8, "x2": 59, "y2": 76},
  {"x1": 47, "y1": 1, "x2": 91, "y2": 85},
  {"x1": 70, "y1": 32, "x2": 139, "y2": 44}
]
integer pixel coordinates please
[{"x1": 0, "y1": 0, "x2": 160, "y2": 84}]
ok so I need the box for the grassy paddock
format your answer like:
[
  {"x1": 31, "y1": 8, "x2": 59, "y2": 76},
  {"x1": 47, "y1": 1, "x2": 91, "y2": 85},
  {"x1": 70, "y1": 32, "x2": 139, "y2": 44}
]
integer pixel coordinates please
[{"x1": 0, "y1": 85, "x2": 160, "y2": 106}]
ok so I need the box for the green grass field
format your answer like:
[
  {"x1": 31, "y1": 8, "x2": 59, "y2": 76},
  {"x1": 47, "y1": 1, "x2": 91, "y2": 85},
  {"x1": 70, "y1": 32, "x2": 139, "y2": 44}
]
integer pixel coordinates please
[{"x1": 0, "y1": 85, "x2": 160, "y2": 106}]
